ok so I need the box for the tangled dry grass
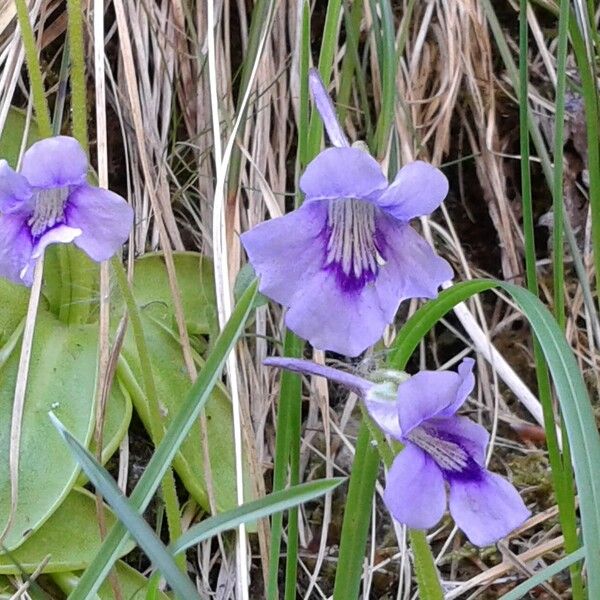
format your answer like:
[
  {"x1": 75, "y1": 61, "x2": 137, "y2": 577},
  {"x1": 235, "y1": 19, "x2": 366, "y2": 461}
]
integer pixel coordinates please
[{"x1": 0, "y1": 1, "x2": 595, "y2": 597}]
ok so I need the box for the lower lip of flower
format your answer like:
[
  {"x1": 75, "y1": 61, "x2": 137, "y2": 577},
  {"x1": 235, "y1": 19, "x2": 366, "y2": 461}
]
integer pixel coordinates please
[
  {"x1": 28, "y1": 186, "x2": 69, "y2": 236},
  {"x1": 323, "y1": 198, "x2": 386, "y2": 291}
]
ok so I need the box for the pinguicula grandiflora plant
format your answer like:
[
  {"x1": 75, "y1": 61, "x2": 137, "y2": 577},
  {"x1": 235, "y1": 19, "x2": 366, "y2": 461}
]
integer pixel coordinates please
[
  {"x1": 241, "y1": 69, "x2": 452, "y2": 356},
  {"x1": 264, "y1": 356, "x2": 530, "y2": 546},
  {"x1": 0, "y1": 136, "x2": 133, "y2": 285}
]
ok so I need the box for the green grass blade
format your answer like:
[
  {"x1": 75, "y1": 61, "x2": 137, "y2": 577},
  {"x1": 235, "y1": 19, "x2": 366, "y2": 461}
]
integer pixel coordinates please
[
  {"x1": 14, "y1": 0, "x2": 52, "y2": 137},
  {"x1": 373, "y1": 0, "x2": 395, "y2": 157},
  {"x1": 278, "y1": 331, "x2": 304, "y2": 598},
  {"x1": 332, "y1": 420, "x2": 380, "y2": 600},
  {"x1": 500, "y1": 282, "x2": 600, "y2": 596},
  {"x1": 409, "y1": 530, "x2": 443, "y2": 600},
  {"x1": 388, "y1": 280, "x2": 494, "y2": 368},
  {"x1": 49, "y1": 414, "x2": 201, "y2": 600},
  {"x1": 517, "y1": 5, "x2": 582, "y2": 595},
  {"x1": 499, "y1": 547, "x2": 585, "y2": 600},
  {"x1": 551, "y1": 0, "x2": 569, "y2": 329},
  {"x1": 69, "y1": 280, "x2": 258, "y2": 600},
  {"x1": 171, "y1": 479, "x2": 344, "y2": 555},
  {"x1": 66, "y1": 0, "x2": 89, "y2": 150}
]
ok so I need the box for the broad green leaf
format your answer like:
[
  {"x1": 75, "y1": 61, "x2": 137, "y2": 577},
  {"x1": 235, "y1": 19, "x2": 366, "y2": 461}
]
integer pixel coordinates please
[
  {"x1": 0, "y1": 280, "x2": 29, "y2": 345},
  {"x1": 0, "y1": 107, "x2": 40, "y2": 168},
  {"x1": 50, "y1": 413, "x2": 202, "y2": 600},
  {"x1": 99, "y1": 561, "x2": 171, "y2": 600},
  {"x1": 117, "y1": 252, "x2": 218, "y2": 336},
  {"x1": 0, "y1": 309, "x2": 98, "y2": 550},
  {"x1": 52, "y1": 561, "x2": 171, "y2": 599},
  {"x1": 171, "y1": 478, "x2": 344, "y2": 554},
  {"x1": 71, "y1": 279, "x2": 258, "y2": 600},
  {"x1": 114, "y1": 251, "x2": 247, "y2": 512},
  {"x1": 0, "y1": 577, "x2": 13, "y2": 598},
  {"x1": 118, "y1": 313, "x2": 251, "y2": 512},
  {"x1": 77, "y1": 381, "x2": 132, "y2": 488},
  {"x1": 0, "y1": 488, "x2": 134, "y2": 574},
  {"x1": 234, "y1": 264, "x2": 268, "y2": 309}
]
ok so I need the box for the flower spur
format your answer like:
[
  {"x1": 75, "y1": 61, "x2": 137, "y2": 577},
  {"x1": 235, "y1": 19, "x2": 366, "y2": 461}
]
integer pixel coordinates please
[
  {"x1": 264, "y1": 356, "x2": 530, "y2": 546},
  {"x1": 0, "y1": 136, "x2": 133, "y2": 285},
  {"x1": 241, "y1": 69, "x2": 452, "y2": 356}
]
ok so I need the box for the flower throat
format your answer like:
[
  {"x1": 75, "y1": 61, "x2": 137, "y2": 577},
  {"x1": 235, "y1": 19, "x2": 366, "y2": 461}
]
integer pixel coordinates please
[
  {"x1": 28, "y1": 187, "x2": 69, "y2": 236},
  {"x1": 325, "y1": 199, "x2": 385, "y2": 289}
]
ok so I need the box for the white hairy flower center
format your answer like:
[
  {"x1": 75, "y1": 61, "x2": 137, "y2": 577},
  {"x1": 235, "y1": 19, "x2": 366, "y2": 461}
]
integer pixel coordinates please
[
  {"x1": 28, "y1": 187, "x2": 69, "y2": 236},
  {"x1": 407, "y1": 427, "x2": 468, "y2": 472},
  {"x1": 325, "y1": 199, "x2": 385, "y2": 277}
]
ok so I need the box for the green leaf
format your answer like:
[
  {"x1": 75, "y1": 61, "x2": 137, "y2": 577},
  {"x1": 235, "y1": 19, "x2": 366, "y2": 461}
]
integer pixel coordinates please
[
  {"x1": 114, "y1": 251, "x2": 250, "y2": 512},
  {"x1": 171, "y1": 478, "x2": 344, "y2": 555},
  {"x1": 388, "y1": 279, "x2": 494, "y2": 369},
  {"x1": 0, "y1": 108, "x2": 40, "y2": 168},
  {"x1": 118, "y1": 313, "x2": 250, "y2": 513},
  {"x1": 117, "y1": 252, "x2": 218, "y2": 336},
  {"x1": 0, "y1": 488, "x2": 134, "y2": 574},
  {"x1": 333, "y1": 420, "x2": 380, "y2": 600},
  {"x1": 52, "y1": 560, "x2": 171, "y2": 599},
  {"x1": 50, "y1": 413, "x2": 202, "y2": 600},
  {"x1": 98, "y1": 561, "x2": 171, "y2": 600},
  {"x1": 234, "y1": 264, "x2": 267, "y2": 309},
  {"x1": 0, "y1": 280, "x2": 29, "y2": 345},
  {"x1": 500, "y1": 282, "x2": 600, "y2": 597},
  {"x1": 0, "y1": 309, "x2": 98, "y2": 550},
  {"x1": 77, "y1": 381, "x2": 132, "y2": 486},
  {"x1": 70, "y1": 279, "x2": 258, "y2": 600}
]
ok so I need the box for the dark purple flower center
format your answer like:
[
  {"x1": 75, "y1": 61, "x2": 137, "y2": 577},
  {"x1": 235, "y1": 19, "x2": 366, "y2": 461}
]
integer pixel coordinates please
[
  {"x1": 324, "y1": 198, "x2": 385, "y2": 293},
  {"x1": 28, "y1": 186, "x2": 69, "y2": 237}
]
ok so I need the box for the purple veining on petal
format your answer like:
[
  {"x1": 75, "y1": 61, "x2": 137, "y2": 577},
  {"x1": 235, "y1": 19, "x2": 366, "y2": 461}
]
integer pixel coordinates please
[{"x1": 320, "y1": 198, "x2": 387, "y2": 295}]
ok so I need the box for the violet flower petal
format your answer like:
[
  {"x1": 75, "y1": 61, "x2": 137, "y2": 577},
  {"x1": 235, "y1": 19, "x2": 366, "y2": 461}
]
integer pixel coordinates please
[
  {"x1": 0, "y1": 160, "x2": 32, "y2": 213},
  {"x1": 263, "y1": 357, "x2": 371, "y2": 397},
  {"x1": 20, "y1": 136, "x2": 88, "y2": 188},
  {"x1": 308, "y1": 68, "x2": 349, "y2": 148},
  {"x1": 428, "y1": 415, "x2": 489, "y2": 467},
  {"x1": 284, "y1": 268, "x2": 393, "y2": 357},
  {"x1": 383, "y1": 443, "x2": 446, "y2": 529},
  {"x1": 65, "y1": 184, "x2": 133, "y2": 261},
  {"x1": 364, "y1": 391, "x2": 403, "y2": 439},
  {"x1": 436, "y1": 357, "x2": 476, "y2": 418},
  {"x1": 0, "y1": 213, "x2": 32, "y2": 284},
  {"x1": 240, "y1": 202, "x2": 326, "y2": 307},
  {"x1": 395, "y1": 358, "x2": 475, "y2": 435},
  {"x1": 299, "y1": 147, "x2": 387, "y2": 202},
  {"x1": 277, "y1": 218, "x2": 452, "y2": 356},
  {"x1": 448, "y1": 471, "x2": 531, "y2": 547},
  {"x1": 376, "y1": 161, "x2": 449, "y2": 221},
  {"x1": 376, "y1": 216, "x2": 454, "y2": 303}
]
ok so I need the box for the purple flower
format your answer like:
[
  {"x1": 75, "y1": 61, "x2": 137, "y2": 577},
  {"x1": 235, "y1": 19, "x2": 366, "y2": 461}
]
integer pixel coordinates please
[
  {"x1": 241, "y1": 70, "x2": 452, "y2": 356},
  {"x1": 264, "y1": 356, "x2": 530, "y2": 546},
  {"x1": 0, "y1": 136, "x2": 133, "y2": 286}
]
